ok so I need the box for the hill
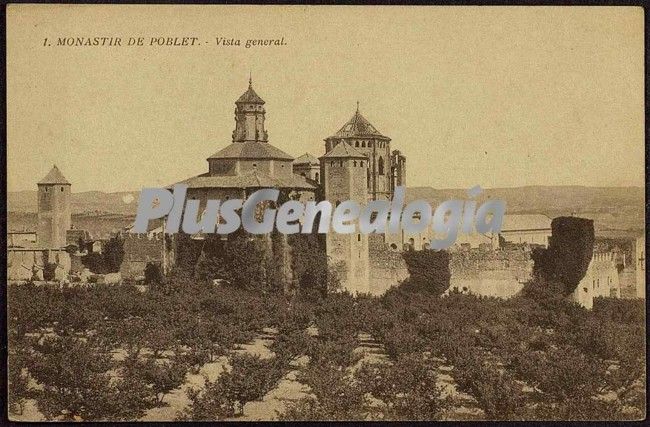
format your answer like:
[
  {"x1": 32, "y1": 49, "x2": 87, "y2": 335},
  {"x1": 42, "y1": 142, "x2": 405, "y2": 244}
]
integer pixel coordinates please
[
  {"x1": 8, "y1": 190, "x2": 140, "y2": 215},
  {"x1": 7, "y1": 186, "x2": 644, "y2": 237}
]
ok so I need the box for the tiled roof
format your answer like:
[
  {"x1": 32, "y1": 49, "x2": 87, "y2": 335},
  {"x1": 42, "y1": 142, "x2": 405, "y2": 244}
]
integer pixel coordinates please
[
  {"x1": 236, "y1": 83, "x2": 265, "y2": 104},
  {"x1": 38, "y1": 165, "x2": 71, "y2": 185},
  {"x1": 208, "y1": 141, "x2": 294, "y2": 160},
  {"x1": 327, "y1": 110, "x2": 389, "y2": 140},
  {"x1": 501, "y1": 214, "x2": 552, "y2": 232},
  {"x1": 293, "y1": 152, "x2": 319, "y2": 166},
  {"x1": 320, "y1": 142, "x2": 368, "y2": 159},
  {"x1": 175, "y1": 169, "x2": 316, "y2": 190}
]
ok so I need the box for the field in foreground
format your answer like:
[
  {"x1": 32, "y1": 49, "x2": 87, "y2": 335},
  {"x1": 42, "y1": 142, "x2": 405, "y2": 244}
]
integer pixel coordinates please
[{"x1": 7, "y1": 276, "x2": 646, "y2": 421}]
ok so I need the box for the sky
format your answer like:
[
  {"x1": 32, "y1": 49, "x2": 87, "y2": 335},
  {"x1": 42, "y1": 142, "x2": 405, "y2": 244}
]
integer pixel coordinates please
[{"x1": 7, "y1": 5, "x2": 645, "y2": 192}]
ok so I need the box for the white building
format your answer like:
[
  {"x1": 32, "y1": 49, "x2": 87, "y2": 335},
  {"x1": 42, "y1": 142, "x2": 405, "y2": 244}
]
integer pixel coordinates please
[
  {"x1": 498, "y1": 214, "x2": 552, "y2": 247},
  {"x1": 571, "y1": 252, "x2": 621, "y2": 309}
]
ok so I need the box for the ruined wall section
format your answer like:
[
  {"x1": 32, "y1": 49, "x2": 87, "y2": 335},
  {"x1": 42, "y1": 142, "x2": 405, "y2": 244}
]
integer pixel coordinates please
[{"x1": 7, "y1": 249, "x2": 71, "y2": 281}]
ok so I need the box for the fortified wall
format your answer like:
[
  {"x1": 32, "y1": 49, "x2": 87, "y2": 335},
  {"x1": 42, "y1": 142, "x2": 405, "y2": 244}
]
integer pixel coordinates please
[
  {"x1": 367, "y1": 236, "x2": 535, "y2": 297},
  {"x1": 447, "y1": 247, "x2": 533, "y2": 298},
  {"x1": 7, "y1": 248, "x2": 71, "y2": 281},
  {"x1": 120, "y1": 233, "x2": 173, "y2": 280},
  {"x1": 368, "y1": 234, "x2": 409, "y2": 295}
]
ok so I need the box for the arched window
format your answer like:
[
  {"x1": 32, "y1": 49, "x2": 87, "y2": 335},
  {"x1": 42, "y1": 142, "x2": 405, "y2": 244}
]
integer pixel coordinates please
[
  {"x1": 378, "y1": 156, "x2": 385, "y2": 175},
  {"x1": 355, "y1": 141, "x2": 359, "y2": 147},
  {"x1": 353, "y1": 160, "x2": 357, "y2": 167},
  {"x1": 315, "y1": 172, "x2": 320, "y2": 182},
  {"x1": 331, "y1": 161, "x2": 335, "y2": 167},
  {"x1": 339, "y1": 160, "x2": 343, "y2": 167},
  {"x1": 361, "y1": 141, "x2": 366, "y2": 148}
]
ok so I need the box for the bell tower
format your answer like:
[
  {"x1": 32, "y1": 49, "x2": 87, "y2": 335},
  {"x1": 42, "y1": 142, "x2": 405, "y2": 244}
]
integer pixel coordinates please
[
  {"x1": 324, "y1": 105, "x2": 392, "y2": 201},
  {"x1": 232, "y1": 76, "x2": 268, "y2": 143},
  {"x1": 37, "y1": 165, "x2": 72, "y2": 248}
]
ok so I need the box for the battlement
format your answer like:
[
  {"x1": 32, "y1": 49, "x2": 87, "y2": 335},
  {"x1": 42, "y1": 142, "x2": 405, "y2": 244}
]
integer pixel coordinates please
[
  {"x1": 123, "y1": 232, "x2": 166, "y2": 241},
  {"x1": 592, "y1": 251, "x2": 615, "y2": 263}
]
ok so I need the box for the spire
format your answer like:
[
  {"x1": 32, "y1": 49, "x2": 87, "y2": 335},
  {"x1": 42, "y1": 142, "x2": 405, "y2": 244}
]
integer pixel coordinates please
[
  {"x1": 326, "y1": 106, "x2": 389, "y2": 140},
  {"x1": 249, "y1": 70, "x2": 252, "y2": 88},
  {"x1": 236, "y1": 78, "x2": 265, "y2": 104}
]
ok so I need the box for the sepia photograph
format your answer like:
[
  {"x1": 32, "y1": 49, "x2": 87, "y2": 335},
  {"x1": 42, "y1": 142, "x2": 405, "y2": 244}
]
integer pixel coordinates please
[{"x1": 5, "y1": 4, "x2": 646, "y2": 422}]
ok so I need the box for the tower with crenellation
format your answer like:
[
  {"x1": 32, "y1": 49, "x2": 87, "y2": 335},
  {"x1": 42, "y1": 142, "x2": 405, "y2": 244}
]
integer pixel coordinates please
[{"x1": 320, "y1": 142, "x2": 370, "y2": 294}]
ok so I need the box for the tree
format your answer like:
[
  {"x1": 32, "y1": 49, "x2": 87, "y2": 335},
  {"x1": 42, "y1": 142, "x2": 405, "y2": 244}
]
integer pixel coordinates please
[
  {"x1": 400, "y1": 249, "x2": 451, "y2": 295},
  {"x1": 454, "y1": 354, "x2": 526, "y2": 420},
  {"x1": 102, "y1": 236, "x2": 125, "y2": 272},
  {"x1": 108, "y1": 374, "x2": 158, "y2": 420},
  {"x1": 136, "y1": 358, "x2": 188, "y2": 404},
  {"x1": 8, "y1": 345, "x2": 31, "y2": 416},
  {"x1": 29, "y1": 335, "x2": 155, "y2": 420},
  {"x1": 81, "y1": 236, "x2": 124, "y2": 274},
  {"x1": 356, "y1": 353, "x2": 449, "y2": 420},
  {"x1": 218, "y1": 353, "x2": 285, "y2": 415},
  {"x1": 42, "y1": 262, "x2": 57, "y2": 281},
  {"x1": 178, "y1": 380, "x2": 235, "y2": 421},
  {"x1": 180, "y1": 353, "x2": 285, "y2": 420},
  {"x1": 288, "y1": 233, "x2": 329, "y2": 294},
  {"x1": 194, "y1": 232, "x2": 269, "y2": 291},
  {"x1": 281, "y1": 362, "x2": 368, "y2": 421},
  {"x1": 144, "y1": 262, "x2": 164, "y2": 286},
  {"x1": 271, "y1": 327, "x2": 311, "y2": 364},
  {"x1": 532, "y1": 216, "x2": 594, "y2": 295}
]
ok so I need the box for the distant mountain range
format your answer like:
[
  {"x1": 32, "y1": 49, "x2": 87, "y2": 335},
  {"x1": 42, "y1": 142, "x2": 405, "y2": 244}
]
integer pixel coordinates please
[
  {"x1": 8, "y1": 190, "x2": 140, "y2": 216},
  {"x1": 405, "y1": 185, "x2": 644, "y2": 216},
  {"x1": 7, "y1": 185, "x2": 644, "y2": 236}
]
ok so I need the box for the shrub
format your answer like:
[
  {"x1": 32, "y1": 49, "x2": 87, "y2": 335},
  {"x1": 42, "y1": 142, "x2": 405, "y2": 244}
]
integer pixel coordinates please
[
  {"x1": 181, "y1": 353, "x2": 285, "y2": 419},
  {"x1": 454, "y1": 353, "x2": 526, "y2": 420},
  {"x1": 136, "y1": 358, "x2": 188, "y2": 404},
  {"x1": 29, "y1": 335, "x2": 155, "y2": 420},
  {"x1": 8, "y1": 346, "x2": 30, "y2": 416},
  {"x1": 592, "y1": 297, "x2": 645, "y2": 324},
  {"x1": 283, "y1": 363, "x2": 367, "y2": 421},
  {"x1": 358, "y1": 354, "x2": 449, "y2": 420},
  {"x1": 219, "y1": 353, "x2": 285, "y2": 414}
]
